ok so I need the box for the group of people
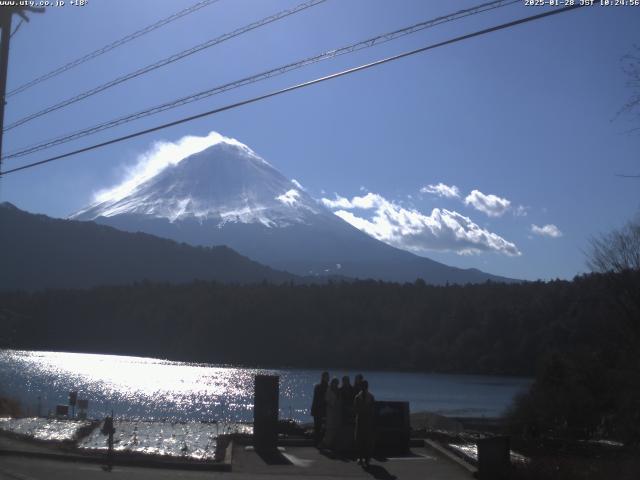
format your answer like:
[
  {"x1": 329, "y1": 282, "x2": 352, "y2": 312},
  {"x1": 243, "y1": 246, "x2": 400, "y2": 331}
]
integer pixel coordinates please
[{"x1": 310, "y1": 372, "x2": 375, "y2": 466}]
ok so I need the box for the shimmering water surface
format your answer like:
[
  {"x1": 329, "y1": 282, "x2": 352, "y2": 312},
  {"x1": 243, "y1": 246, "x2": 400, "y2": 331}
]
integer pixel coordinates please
[
  {"x1": 0, "y1": 416, "x2": 250, "y2": 459},
  {"x1": 78, "y1": 419, "x2": 251, "y2": 459},
  {"x1": 448, "y1": 443, "x2": 529, "y2": 464},
  {"x1": 0, "y1": 350, "x2": 531, "y2": 422},
  {"x1": 0, "y1": 417, "x2": 91, "y2": 442}
]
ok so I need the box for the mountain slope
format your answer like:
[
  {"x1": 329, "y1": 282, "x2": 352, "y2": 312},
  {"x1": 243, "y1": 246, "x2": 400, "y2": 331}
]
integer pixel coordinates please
[
  {"x1": 0, "y1": 202, "x2": 297, "y2": 291},
  {"x1": 73, "y1": 136, "x2": 515, "y2": 284}
]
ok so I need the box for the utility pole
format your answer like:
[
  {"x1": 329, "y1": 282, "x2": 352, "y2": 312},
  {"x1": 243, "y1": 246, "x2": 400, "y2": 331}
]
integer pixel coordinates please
[{"x1": 0, "y1": 6, "x2": 44, "y2": 176}]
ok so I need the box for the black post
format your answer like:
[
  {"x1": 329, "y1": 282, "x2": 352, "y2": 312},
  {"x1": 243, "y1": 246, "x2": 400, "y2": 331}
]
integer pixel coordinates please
[
  {"x1": 69, "y1": 391, "x2": 77, "y2": 418},
  {"x1": 477, "y1": 436, "x2": 511, "y2": 480},
  {"x1": 253, "y1": 375, "x2": 279, "y2": 452}
]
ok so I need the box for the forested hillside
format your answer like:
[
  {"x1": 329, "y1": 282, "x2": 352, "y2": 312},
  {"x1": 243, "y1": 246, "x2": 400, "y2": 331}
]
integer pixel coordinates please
[
  {"x1": 2, "y1": 270, "x2": 638, "y2": 376},
  {"x1": 0, "y1": 202, "x2": 297, "y2": 290}
]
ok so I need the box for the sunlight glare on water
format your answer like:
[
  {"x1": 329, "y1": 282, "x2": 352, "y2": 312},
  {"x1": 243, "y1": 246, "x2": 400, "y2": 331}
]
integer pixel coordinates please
[
  {"x1": 0, "y1": 349, "x2": 531, "y2": 423},
  {"x1": 0, "y1": 417, "x2": 91, "y2": 442},
  {"x1": 0, "y1": 350, "x2": 265, "y2": 422}
]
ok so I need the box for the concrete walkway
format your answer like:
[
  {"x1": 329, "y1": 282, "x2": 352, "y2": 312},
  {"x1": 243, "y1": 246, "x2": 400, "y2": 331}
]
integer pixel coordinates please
[
  {"x1": 229, "y1": 442, "x2": 472, "y2": 479},
  {"x1": 0, "y1": 433, "x2": 473, "y2": 479}
]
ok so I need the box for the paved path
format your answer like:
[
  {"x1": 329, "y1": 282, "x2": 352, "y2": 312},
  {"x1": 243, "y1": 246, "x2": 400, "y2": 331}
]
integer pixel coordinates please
[
  {"x1": 0, "y1": 442, "x2": 472, "y2": 480},
  {"x1": 0, "y1": 432, "x2": 472, "y2": 479},
  {"x1": 231, "y1": 443, "x2": 472, "y2": 479},
  {"x1": 0, "y1": 434, "x2": 70, "y2": 456},
  {"x1": 0, "y1": 456, "x2": 214, "y2": 480}
]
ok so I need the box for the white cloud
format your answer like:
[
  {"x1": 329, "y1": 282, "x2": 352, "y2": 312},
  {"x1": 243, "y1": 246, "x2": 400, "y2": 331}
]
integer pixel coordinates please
[
  {"x1": 321, "y1": 192, "x2": 381, "y2": 210},
  {"x1": 322, "y1": 192, "x2": 520, "y2": 256},
  {"x1": 531, "y1": 224, "x2": 563, "y2": 238},
  {"x1": 514, "y1": 205, "x2": 529, "y2": 217},
  {"x1": 421, "y1": 184, "x2": 523, "y2": 218},
  {"x1": 94, "y1": 131, "x2": 256, "y2": 204},
  {"x1": 321, "y1": 194, "x2": 355, "y2": 209},
  {"x1": 420, "y1": 183, "x2": 461, "y2": 199},
  {"x1": 464, "y1": 190, "x2": 511, "y2": 217},
  {"x1": 276, "y1": 189, "x2": 300, "y2": 207},
  {"x1": 291, "y1": 179, "x2": 305, "y2": 191}
]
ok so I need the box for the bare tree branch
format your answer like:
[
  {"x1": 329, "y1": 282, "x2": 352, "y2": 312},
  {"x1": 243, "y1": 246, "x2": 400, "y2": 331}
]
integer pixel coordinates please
[
  {"x1": 587, "y1": 217, "x2": 640, "y2": 273},
  {"x1": 614, "y1": 45, "x2": 640, "y2": 178}
]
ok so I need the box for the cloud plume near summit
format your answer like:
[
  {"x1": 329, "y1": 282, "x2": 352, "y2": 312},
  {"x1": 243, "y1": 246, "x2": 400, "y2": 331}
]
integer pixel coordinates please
[
  {"x1": 321, "y1": 192, "x2": 520, "y2": 256},
  {"x1": 93, "y1": 131, "x2": 256, "y2": 205}
]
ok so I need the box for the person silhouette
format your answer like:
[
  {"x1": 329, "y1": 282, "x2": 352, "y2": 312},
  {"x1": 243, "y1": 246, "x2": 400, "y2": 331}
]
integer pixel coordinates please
[
  {"x1": 311, "y1": 371, "x2": 329, "y2": 445},
  {"x1": 354, "y1": 380, "x2": 375, "y2": 467},
  {"x1": 353, "y1": 373, "x2": 364, "y2": 396},
  {"x1": 340, "y1": 375, "x2": 355, "y2": 425},
  {"x1": 101, "y1": 415, "x2": 116, "y2": 471},
  {"x1": 321, "y1": 378, "x2": 342, "y2": 449}
]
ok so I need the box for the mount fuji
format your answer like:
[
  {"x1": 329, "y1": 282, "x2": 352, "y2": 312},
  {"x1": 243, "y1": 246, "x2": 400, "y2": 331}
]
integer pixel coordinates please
[{"x1": 72, "y1": 135, "x2": 513, "y2": 284}]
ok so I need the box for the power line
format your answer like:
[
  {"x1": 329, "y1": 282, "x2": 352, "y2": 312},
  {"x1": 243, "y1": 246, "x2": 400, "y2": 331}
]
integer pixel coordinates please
[
  {"x1": 1, "y1": 4, "x2": 584, "y2": 177},
  {"x1": 9, "y1": 19, "x2": 24, "y2": 39},
  {"x1": 6, "y1": 0, "x2": 221, "y2": 98},
  {"x1": 0, "y1": 6, "x2": 44, "y2": 177},
  {"x1": 3, "y1": 0, "x2": 519, "y2": 161},
  {"x1": 3, "y1": 0, "x2": 326, "y2": 132}
]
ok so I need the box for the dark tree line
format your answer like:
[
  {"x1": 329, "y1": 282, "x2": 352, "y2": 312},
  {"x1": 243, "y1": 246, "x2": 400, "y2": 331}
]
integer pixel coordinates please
[
  {"x1": 506, "y1": 219, "x2": 640, "y2": 444},
  {"x1": 1, "y1": 270, "x2": 638, "y2": 378}
]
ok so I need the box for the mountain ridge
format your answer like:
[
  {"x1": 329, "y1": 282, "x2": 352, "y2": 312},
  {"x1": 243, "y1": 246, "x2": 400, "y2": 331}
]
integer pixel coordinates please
[{"x1": 0, "y1": 202, "x2": 299, "y2": 291}]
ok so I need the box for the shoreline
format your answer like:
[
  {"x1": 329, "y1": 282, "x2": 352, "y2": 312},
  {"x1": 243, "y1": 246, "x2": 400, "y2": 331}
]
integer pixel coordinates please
[{"x1": 0, "y1": 348, "x2": 536, "y2": 379}]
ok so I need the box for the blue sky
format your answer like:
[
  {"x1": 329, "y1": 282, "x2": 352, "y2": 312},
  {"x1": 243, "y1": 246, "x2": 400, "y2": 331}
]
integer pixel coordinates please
[{"x1": 1, "y1": 0, "x2": 639, "y2": 281}]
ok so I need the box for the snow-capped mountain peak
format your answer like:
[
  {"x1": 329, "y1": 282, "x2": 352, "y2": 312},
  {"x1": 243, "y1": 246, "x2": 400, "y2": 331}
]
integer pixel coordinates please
[{"x1": 72, "y1": 135, "x2": 322, "y2": 228}]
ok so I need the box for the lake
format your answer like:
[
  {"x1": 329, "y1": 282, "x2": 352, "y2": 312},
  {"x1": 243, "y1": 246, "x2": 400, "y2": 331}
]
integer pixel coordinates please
[{"x1": 0, "y1": 350, "x2": 531, "y2": 422}]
